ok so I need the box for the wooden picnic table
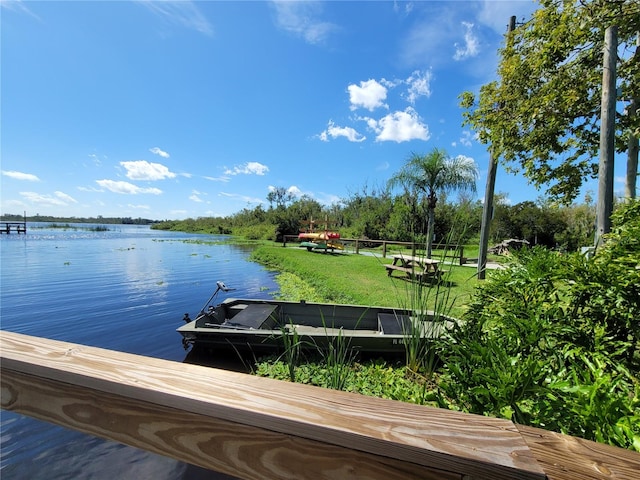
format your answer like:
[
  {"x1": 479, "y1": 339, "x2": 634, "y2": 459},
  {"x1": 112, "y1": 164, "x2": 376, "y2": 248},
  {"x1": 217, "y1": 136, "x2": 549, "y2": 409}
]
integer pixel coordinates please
[{"x1": 384, "y1": 254, "x2": 447, "y2": 282}]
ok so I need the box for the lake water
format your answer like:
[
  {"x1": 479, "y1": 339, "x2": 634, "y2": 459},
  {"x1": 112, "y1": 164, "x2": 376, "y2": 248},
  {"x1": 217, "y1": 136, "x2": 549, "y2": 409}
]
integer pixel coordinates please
[{"x1": 0, "y1": 224, "x2": 280, "y2": 479}]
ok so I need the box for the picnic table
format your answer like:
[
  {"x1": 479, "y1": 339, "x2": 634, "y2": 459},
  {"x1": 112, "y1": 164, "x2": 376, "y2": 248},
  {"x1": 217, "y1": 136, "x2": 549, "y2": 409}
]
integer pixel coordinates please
[{"x1": 384, "y1": 254, "x2": 447, "y2": 282}]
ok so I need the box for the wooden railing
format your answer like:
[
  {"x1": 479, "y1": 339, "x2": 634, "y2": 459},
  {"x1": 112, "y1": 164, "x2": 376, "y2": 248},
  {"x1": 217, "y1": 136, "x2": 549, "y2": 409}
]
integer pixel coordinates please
[
  {"x1": 282, "y1": 236, "x2": 466, "y2": 264},
  {"x1": 1, "y1": 331, "x2": 638, "y2": 480}
]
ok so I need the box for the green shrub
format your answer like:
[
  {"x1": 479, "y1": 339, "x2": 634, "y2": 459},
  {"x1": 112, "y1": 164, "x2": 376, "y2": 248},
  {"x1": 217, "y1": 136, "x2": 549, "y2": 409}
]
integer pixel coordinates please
[{"x1": 437, "y1": 201, "x2": 640, "y2": 450}]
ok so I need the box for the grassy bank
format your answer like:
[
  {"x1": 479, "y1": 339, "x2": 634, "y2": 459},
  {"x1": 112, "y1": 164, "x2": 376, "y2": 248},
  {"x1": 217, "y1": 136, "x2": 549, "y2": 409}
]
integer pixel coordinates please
[
  {"x1": 249, "y1": 230, "x2": 640, "y2": 452},
  {"x1": 250, "y1": 244, "x2": 479, "y2": 318}
]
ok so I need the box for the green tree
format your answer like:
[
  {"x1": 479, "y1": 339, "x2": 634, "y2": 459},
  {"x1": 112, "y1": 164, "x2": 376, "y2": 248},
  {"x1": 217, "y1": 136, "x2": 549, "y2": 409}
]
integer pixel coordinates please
[
  {"x1": 388, "y1": 148, "x2": 478, "y2": 258},
  {"x1": 267, "y1": 186, "x2": 295, "y2": 209},
  {"x1": 461, "y1": 0, "x2": 640, "y2": 203}
]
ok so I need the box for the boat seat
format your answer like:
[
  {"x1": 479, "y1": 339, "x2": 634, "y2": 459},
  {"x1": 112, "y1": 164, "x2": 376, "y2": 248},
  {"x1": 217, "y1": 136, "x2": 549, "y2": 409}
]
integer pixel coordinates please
[
  {"x1": 227, "y1": 304, "x2": 279, "y2": 329},
  {"x1": 378, "y1": 313, "x2": 412, "y2": 335}
]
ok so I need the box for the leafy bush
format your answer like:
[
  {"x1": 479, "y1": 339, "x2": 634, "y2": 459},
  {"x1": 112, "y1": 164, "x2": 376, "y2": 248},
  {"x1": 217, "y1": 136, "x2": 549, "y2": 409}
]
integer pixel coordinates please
[{"x1": 437, "y1": 200, "x2": 640, "y2": 451}]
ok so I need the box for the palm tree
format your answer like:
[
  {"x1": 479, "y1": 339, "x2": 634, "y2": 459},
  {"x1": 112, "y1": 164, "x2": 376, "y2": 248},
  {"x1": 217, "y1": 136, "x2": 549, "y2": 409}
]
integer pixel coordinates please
[{"x1": 388, "y1": 148, "x2": 478, "y2": 258}]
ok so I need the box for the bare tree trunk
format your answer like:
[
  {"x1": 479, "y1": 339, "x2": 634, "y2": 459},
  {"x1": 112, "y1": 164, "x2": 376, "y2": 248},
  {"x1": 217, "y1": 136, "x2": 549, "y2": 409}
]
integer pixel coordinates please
[
  {"x1": 478, "y1": 16, "x2": 515, "y2": 278},
  {"x1": 478, "y1": 148, "x2": 497, "y2": 279},
  {"x1": 595, "y1": 25, "x2": 617, "y2": 247}
]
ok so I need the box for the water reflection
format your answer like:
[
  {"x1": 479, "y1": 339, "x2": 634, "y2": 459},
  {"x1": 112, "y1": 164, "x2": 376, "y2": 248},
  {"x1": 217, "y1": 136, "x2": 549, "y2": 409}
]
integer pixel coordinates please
[{"x1": 0, "y1": 224, "x2": 278, "y2": 479}]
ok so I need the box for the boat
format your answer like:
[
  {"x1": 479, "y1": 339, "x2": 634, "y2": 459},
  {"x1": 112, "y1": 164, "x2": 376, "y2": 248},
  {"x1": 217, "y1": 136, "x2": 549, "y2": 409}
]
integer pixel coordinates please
[
  {"x1": 178, "y1": 282, "x2": 453, "y2": 354},
  {"x1": 298, "y1": 231, "x2": 343, "y2": 251},
  {"x1": 297, "y1": 217, "x2": 343, "y2": 251}
]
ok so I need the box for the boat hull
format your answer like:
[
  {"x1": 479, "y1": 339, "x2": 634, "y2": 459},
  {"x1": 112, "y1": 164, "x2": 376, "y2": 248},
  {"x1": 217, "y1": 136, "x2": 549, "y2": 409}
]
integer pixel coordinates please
[{"x1": 178, "y1": 298, "x2": 452, "y2": 354}]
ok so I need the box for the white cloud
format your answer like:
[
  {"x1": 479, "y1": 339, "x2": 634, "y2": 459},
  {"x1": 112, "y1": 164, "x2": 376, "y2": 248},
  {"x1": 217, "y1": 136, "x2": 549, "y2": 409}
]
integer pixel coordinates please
[
  {"x1": 189, "y1": 190, "x2": 206, "y2": 203},
  {"x1": 364, "y1": 107, "x2": 430, "y2": 143},
  {"x1": 219, "y1": 191, "x2": 266, "y2": 205},
  {"x1": 348, "y1": 79, "x2": 388, "y2": 111},
  {"x1": 404, "y1": 70, "x2": 432, "y2": 104},
  {"x1": 459, "y1": 130, "x2": 473, "y2": 147},
  {"x1": 2, "y1": 170, "x2": 40, "y2": 181},
  {"x1": 127, "y1": 203, "x2": 151, "y2": 210},
  {"x1": 149, "y1": 147, "x2": 170, "y2": 158},
  {"x1": 0, "y1": 0, "x2": 41, "y2": 20},
  {"x1": 96, "y1": 180, "x2": 163, "y2": 195},
  {"x1": 54, "y1": 191, "x2": 78, "y2": 204},
  {"x1": 120, "y1": 160, "x2": 176, "y2": 181},
  {"x1": 204, "y1": 175, "x2": 230, "y2": 182},
  {"x1": 454, "y1": 21, "x2": 479, "y2": 61},
  {"x1": 267, "y1": 185, "x2": 304, "y2": 197},
  {"x1": 270, "y1": 0, "x2": 336, "y2": 45},
  {"x1": 137, "y1": 0, "x2": 213, "y2": 36},
  {"x1": 319, "y1": 121, "x2": 366, "y2": 142},
  {"x1": 287, "y1": 186, "x2": 303, "y2": 197},
  {"x1": 393, "y1": 0, "x2": 414, "y2": 17},
  {"x1": 20, "y1": 191, "x2": 69, "y2": 206},
  {"x1": 224, "y1": 162, "x2": 269, "y2": 176}
]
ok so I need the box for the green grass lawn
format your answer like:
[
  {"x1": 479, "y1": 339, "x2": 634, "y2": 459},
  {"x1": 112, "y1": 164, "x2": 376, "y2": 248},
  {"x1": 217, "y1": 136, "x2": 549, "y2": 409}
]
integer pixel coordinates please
[{"x1": 250, "y1": 244, "x2": 481, "y2": 318}]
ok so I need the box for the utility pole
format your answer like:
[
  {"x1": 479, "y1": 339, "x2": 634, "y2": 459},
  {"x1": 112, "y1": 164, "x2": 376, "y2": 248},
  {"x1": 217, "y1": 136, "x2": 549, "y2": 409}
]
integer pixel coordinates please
[
  {"x1": 595, "y1": 25, "x2": 617, "y2": 247},
  {"x1": 478, "y1": 15, "x2": 515, "y2": 280},
  {"x1": 626, "y1": 33, "x2": 639, "y2": 201}
]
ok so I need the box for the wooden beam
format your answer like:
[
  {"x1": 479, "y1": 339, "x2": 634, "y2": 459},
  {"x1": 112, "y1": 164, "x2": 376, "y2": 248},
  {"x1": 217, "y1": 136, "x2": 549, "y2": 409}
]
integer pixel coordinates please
[
  {"x1": 1, "y1": 331, "x2": 546, "y2": 479},
  {"x1": 518, "y1": 425, "x2": 640, "y2": 480}
]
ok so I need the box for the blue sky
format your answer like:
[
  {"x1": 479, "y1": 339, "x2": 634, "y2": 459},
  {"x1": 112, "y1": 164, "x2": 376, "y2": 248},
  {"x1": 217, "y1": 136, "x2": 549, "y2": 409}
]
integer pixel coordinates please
[{"x1": 0, "y1": 1, "x2": 625, "y2": 220}]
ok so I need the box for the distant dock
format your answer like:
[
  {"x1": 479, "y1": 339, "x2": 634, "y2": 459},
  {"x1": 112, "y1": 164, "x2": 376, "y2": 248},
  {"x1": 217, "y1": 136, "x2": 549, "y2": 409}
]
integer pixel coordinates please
[
  {"x1": 1, "y1": 212, "x2": 27, "y2": 234},
  {"x1": 1, "y1": 221, "x2": 27, "y2": 234}
]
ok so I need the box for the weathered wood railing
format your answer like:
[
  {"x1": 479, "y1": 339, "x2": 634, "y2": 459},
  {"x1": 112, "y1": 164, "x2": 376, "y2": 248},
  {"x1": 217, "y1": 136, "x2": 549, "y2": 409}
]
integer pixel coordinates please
[{"x1": 1, "y1": 331, "x2": 638, "y2": 479}]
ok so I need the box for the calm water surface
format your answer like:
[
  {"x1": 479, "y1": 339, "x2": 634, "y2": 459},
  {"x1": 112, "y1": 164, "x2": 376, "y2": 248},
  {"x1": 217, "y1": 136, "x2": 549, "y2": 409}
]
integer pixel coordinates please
[{"x1": 0, "y1": 224, "x2": 279, "y2": 479}]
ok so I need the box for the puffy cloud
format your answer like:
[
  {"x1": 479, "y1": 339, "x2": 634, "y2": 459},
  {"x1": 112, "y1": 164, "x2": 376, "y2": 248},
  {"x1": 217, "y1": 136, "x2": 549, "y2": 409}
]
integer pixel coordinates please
[
  {"x1": 348, "y1": 79, "x2": 388, "y2": 111},
  {"x1": 120, "y1": 160, "x2": 176, "y2": 181},
  {"x1": 364, "y1": 107, "x2": 430, "y2": 143},
  {"x1": 224, "y1": 162, "x2": 269, "y2": 176},
  {"x1": 453, "y1": 22, "x2": 479, "y2": 61},
  {"x1": 149, "y1": 147, "x2": 170, "y2": 158},
  {"x1": 2, "y1": 170, "x2": 40, "y2": 181},
  {"x1": 404, "y1": 70, "x2": 433, "y2": 104},
  {"x1": 319, "y1": 121, "x2": 366, "y2": 142},
  {"x1": 96, "y1": 179, "x2": 163, "y2": 195}
]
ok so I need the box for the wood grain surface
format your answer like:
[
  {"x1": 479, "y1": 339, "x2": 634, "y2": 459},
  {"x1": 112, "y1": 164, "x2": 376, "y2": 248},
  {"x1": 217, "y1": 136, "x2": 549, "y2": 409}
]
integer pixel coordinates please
[{"x1": 0, "y1": 331, "x2": 554, "y2": 479}]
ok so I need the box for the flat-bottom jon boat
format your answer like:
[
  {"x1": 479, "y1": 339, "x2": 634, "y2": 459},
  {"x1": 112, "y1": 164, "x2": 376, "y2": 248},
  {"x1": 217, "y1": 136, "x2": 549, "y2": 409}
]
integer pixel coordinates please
[{"x1": 178, "y1": 282, "x2": 454, "y2": 354}]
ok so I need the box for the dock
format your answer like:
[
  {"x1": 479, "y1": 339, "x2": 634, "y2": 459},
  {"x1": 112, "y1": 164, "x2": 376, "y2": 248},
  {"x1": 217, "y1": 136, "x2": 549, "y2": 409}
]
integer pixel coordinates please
[
  {"x1": 1, "y1": 221, "x2": 27, "y2": 234},
  {"x1": 1, "y1": 212, "x2": 27, "y2": 234}
]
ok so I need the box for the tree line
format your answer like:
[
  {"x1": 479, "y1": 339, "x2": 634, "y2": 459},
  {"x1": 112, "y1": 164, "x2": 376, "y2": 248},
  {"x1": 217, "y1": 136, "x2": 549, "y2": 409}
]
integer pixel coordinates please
[
  {"x1": 0, "y1": 213, "x2": 157, "y2": 225},
  {"x1": 152, "y1": 182, "x2": 598, "y2": 252}
]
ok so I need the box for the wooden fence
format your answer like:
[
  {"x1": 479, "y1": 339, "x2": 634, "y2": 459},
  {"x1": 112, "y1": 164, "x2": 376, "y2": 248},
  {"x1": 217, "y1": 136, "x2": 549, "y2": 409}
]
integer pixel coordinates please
[
  {"x1": 1, "y1": 331, "x2": 638, "y2": 479},
  {"x1": 282, "y1": 236, "x2": 466, "y2": 264}
]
